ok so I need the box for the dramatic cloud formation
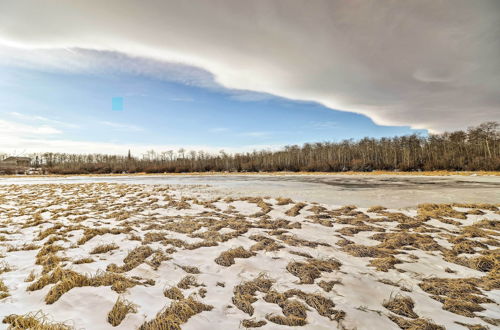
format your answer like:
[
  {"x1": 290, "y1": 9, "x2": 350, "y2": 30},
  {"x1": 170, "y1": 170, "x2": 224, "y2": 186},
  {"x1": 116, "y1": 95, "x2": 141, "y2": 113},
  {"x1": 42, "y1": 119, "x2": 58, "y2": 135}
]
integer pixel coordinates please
[{"x1": 0, "y1": 0, "x2": 498, "y2": 132}]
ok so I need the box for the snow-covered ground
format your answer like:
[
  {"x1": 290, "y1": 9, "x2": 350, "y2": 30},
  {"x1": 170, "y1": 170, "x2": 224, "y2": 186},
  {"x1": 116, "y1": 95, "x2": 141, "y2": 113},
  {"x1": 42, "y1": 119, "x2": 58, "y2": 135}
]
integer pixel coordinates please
[
  {"x1": 1, "y1": 173, "x2": 499, "y2": 208},
  {"x1": 0, "y1": 182, "x2": 498, "y2": 329}
]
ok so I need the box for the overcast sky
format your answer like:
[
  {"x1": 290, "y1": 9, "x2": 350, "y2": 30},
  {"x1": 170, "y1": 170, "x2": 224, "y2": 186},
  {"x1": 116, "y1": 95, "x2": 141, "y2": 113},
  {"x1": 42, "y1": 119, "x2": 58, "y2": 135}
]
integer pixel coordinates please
[{"x1": 0, "y1": 1, "x2": 498, "y2": 154}]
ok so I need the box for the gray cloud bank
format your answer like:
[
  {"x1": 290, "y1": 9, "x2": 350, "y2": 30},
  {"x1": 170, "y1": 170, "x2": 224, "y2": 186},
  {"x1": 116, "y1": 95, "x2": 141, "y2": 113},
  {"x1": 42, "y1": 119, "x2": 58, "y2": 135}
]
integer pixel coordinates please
[{"x1": 1, "y1": 0, "x2": 499, "y2": 132}]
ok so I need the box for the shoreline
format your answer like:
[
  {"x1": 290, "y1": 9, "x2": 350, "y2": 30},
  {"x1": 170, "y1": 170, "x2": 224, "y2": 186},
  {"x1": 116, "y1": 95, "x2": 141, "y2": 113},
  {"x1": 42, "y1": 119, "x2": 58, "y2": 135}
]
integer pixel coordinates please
[{"x1": 1, "y1": 170, "x2": 499, "y2": 179}]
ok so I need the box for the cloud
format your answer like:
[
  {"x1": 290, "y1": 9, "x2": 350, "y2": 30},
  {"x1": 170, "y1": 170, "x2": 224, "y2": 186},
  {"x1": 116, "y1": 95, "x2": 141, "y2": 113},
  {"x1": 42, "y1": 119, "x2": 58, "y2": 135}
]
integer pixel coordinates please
[
  {"x1": 8, "y1": 112, "x2": 79, "y2": 128},
  {"x1": 239, "y1": 131, "x2": 272, "y2": 138},
  {"x1": 0, "y1": 119, "x2": 62, "y2": 136},
  {"x1": 0, "y1": 134, "x2": 283, "y2": 155},
  {"x1": 0, "y1": 0, "x2": 499, "y2": 132},
  {"x1": 99, "y1": 121, "x2": 143, "y2": 132}
]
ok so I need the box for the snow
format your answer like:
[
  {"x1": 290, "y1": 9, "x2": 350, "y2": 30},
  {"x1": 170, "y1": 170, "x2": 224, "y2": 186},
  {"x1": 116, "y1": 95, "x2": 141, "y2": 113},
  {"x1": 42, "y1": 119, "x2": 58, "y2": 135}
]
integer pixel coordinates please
[{"x1": 0, "y1": 179, "x2": 498, "y2": 329}]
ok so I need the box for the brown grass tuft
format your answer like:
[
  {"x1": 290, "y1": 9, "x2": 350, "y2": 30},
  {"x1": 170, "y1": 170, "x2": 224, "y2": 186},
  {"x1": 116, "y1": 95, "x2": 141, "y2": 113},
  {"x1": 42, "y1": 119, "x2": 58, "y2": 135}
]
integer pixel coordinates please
[
  {"x1": 177, "y1": 275, "x2": 202, "y2": 289},
  {"x1": 383, "y1": 294, "x2": 418, "y2": 318},
  {"x1": 3, "y1": 311, "x2": 72, "y2": 330},
  {"x1": 139, "y1": 297, "x2": 213, "y2": 330},
  {"x1": 285, "y1": 202, "x2": 307, "y2": 216},
  {"x1": 241, "y1": 319, "x2": 267, "y2": 328},
  {"x1": 90, "y1": 243, "x2": 119, "y2": 254},
  {"x1": 107, "y1": 297, "x2": 137, "y2": 326},
  {"x1": 388, "y1": 315, "x2": 444, "y2": 330},
  {"x1": 164, "y1": 286, "x2": 184, "y2": 300},
  {"x1": 266, "y1": 314, "x2": 307, "y2": 326},
  {"x1": 232, "y1": 276, "x2": 274, "y2": 316},
  {"x1": 107, "y1": 245, "x2": 153, "y2": 272},
  {"x1": 215, "y1": 247, "x2": 255, "y2": 267},
  {"x1": 286, "y1": 259, "x2": 341, "y2": 284},
  {"x1": 73, "y1": 257, "x2": 94, "y2": 264}
]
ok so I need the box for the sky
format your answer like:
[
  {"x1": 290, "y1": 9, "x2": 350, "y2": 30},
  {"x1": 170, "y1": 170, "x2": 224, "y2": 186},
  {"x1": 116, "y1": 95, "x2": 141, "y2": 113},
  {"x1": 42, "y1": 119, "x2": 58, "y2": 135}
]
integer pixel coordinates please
[{"x1": 0, "y1": 1, "x2": 498, "y2": 155}]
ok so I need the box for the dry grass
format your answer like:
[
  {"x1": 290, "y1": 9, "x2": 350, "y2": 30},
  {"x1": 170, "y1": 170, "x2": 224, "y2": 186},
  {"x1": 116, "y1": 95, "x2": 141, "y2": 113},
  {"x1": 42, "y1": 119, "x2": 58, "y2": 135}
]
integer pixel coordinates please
[
  {"x1": 367, "y1": 206, "x2": 387, "y2": 213},
  {"x1": 0, "y1": 278, "x2": 9, "y2": 299},
  {"x1": 418, "y1": 277, "x2": 496, "y2": 318},
  {"x1": 276, "y1": 197, "x2": 293, "y2": 205},
  {"x1": 285, "y1": 202, "x2": 307, "y2": 216},
  {"x1": 24, "y1": 270, "x2": 37, "y2": 282},
  {"x1": 147, "y1": 250, "x2": 170, "y2": 270},
  {"x1": 139, "y1": 297, "x2": 213, "y2": 330},
  {"x1": 28, "y1": 268, "x2": 141, "y2": 304},
  {"x1": 369, "y1": 256, "x2": 403, "y2": 272},
  {"x1": 318, "y1": 280, "x2": 342, "y2": 292},
  {"x1": 249, "y1": 235, "x2": 284, "y2": 252},
  {"x1": 177, "y1": 264, "x2": 200, "y2": 274},
  {"x1": 232, "y1": 276, "x2": 274, "y2": 316},
  {"x1": 264, "y1": 288, "x2": 343, "y2": 321},
  {"x1": 266, "y1": 314, "x2": 307, "y2": 326},
  {"x1": 107, "y1": 245, "x2": 153, "y2": 272},
  {"x1": 73, "y1": 257, "x2": 94, "y2": 264},
  {"x1": 3, "y1": 311, "x2": 73, "y2": 330},
  {"x1": 90, "y1": 243, "x2": 119, "y2": 254},
  {"x1": 241, "y1": 319, "x2": 267, "y2": 328},
  {"x1": 388, "y1": 315, "x2": 444, "y2": 330},
  {"x1": 286, "y1": 259, "x2": 341, "y2": 284},
  {"x1": 177, "y1": 275, "x2": 202, "y2": 289},
  {"x1": 108, "y1": 297, "x2": 137, "y2": 326},
  {"x1": 383, "y1": 294, "x2": 418, "y2": 318},
  {"x1": 164, "y1": 286, "x2": 184, "y2": 300},
  {"x1": 214, "y1": 247, "x2": 255, "y2": 266},
  {"x1": 418, "y1": 203, "x2": 467, "y2": 220},
  {"x1": 1, "y1": 182, "x2": 498, "y2": 329}
]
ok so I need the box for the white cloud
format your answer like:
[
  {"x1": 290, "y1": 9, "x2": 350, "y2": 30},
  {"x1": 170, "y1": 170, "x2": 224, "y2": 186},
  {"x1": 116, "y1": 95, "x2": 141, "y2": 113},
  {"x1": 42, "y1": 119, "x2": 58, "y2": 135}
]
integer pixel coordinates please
[
  {"x1": 0, "y1": 119, "x2": 62, "y2": 136},
  {"x1": 239, "y1": 131, "x2": 271, "y2": 138},
  {"x1": 0, "y1": 134, "x2": 282, "y2": 155},
  {"x1": 0, "y1": 0, "x2": 499, "y2": 133},
  {"x1": 8, "y1": 112, "x2": 79, "y2": 128},
  {"x1": 99, "y1": 121, "x2": 143, "y2": 132}
]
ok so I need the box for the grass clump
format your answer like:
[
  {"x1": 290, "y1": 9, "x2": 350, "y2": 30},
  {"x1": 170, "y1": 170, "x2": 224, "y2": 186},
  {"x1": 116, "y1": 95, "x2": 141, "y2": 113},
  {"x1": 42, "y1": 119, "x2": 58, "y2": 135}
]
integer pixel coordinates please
[
  {"x1": 383, "y1": 294, "x2": 418, "y2": 318},
  {"x1": 139, "y1": 297, "x2": 213, "y2": 330},
  {"x1": 241, "y1": 319, "x2": 266, "y2": 328},
  {"x1": 107, "y1": 245, "x2": 153, "y2": 272},
  {"x1": 388, "y1": 315, "x2": 444, "y2": 330},
  {"x1": 286, "y1": 259, "x2": 341, "y2": 284},
  {"x1": 24, "y1": 270, "x2": 37, "y2": 282},
  {"x1": 369, "y1": 256, "x2": 402, "y2": 272},
  {"x1": 285, "y1": 202, "x2": 307, "y2": 216},
  {"x1": 177, "y1": 275, "x2": 202, "y2": 289},
  {"x1": 418, "y1": 203, "x2": 467, "y2": 220},
  {"x1": 232, "y1": 276, "x2": 274, "y2": 315},
  {"x1": 249, "y1": 235, "x2": 284, "y2": 252},
  {"x1": 318, "y1": 280, "x2": 342, "y2": 292},
  {"x1": 266, "y1": 314, "x2": 307, "y2": 326},
  {"x1": 0, "y1": 278, "x2": 9, "y2": 299},
  {"x1": 73, "y1": 257, "x2": 94, "y2": 264},
  {"x1": 32, "y1": 269, "x2": 140, "y2": 304},
  {"x1": 276, "y1": 197, "x2": 293, "y2": 205},
  {"x1": 164, "y1": 286, "x2": 184, "y2": 300},
  {"x1": 90, "y1": 243, "x2": 119, "y2": 254},
  {"x1": 108, "y1": 297, "x2": 137, "y2": 326},
  {"x1": 215, "y1": 247, "x2": 255, "y2": 267},
  {"x1": 177, "y1": 264, "x2": 200, "y2": 274},
  {"x1": 2, "y1": 311, "x2": 72, "y2": 330},
  {"x1": 418, "y1": 277, "x2": 495, "y2": 318}
]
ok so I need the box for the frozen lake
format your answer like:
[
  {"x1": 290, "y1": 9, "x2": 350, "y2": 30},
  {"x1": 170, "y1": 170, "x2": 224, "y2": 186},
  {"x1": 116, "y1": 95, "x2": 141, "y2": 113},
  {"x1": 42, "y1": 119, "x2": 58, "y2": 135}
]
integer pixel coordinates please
[{"x1": 1, "y1": 174, "x2": 499, "y2": 208}]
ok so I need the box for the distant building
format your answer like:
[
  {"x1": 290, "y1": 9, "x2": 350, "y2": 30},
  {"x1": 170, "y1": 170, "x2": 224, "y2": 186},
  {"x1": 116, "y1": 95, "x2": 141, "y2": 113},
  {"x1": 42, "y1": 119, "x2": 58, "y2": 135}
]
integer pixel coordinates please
[{"x1": 0, "y1": 156, "x2": 31, "y2": 168}]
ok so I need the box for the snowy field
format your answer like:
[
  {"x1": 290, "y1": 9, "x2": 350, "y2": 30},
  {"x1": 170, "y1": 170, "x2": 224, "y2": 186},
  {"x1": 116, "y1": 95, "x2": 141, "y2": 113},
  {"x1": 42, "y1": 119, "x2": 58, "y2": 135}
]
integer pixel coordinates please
[{"x1": 0, "y1": 180, "x2": 499, "y2": 329}]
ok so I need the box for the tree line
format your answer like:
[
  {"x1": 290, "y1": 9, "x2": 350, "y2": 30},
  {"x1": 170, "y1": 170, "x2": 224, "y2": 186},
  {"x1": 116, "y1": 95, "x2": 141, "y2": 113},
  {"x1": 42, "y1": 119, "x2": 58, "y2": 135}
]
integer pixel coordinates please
[{"x1": 6, "y1": 121, "x2": 499, "y2": 174}]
